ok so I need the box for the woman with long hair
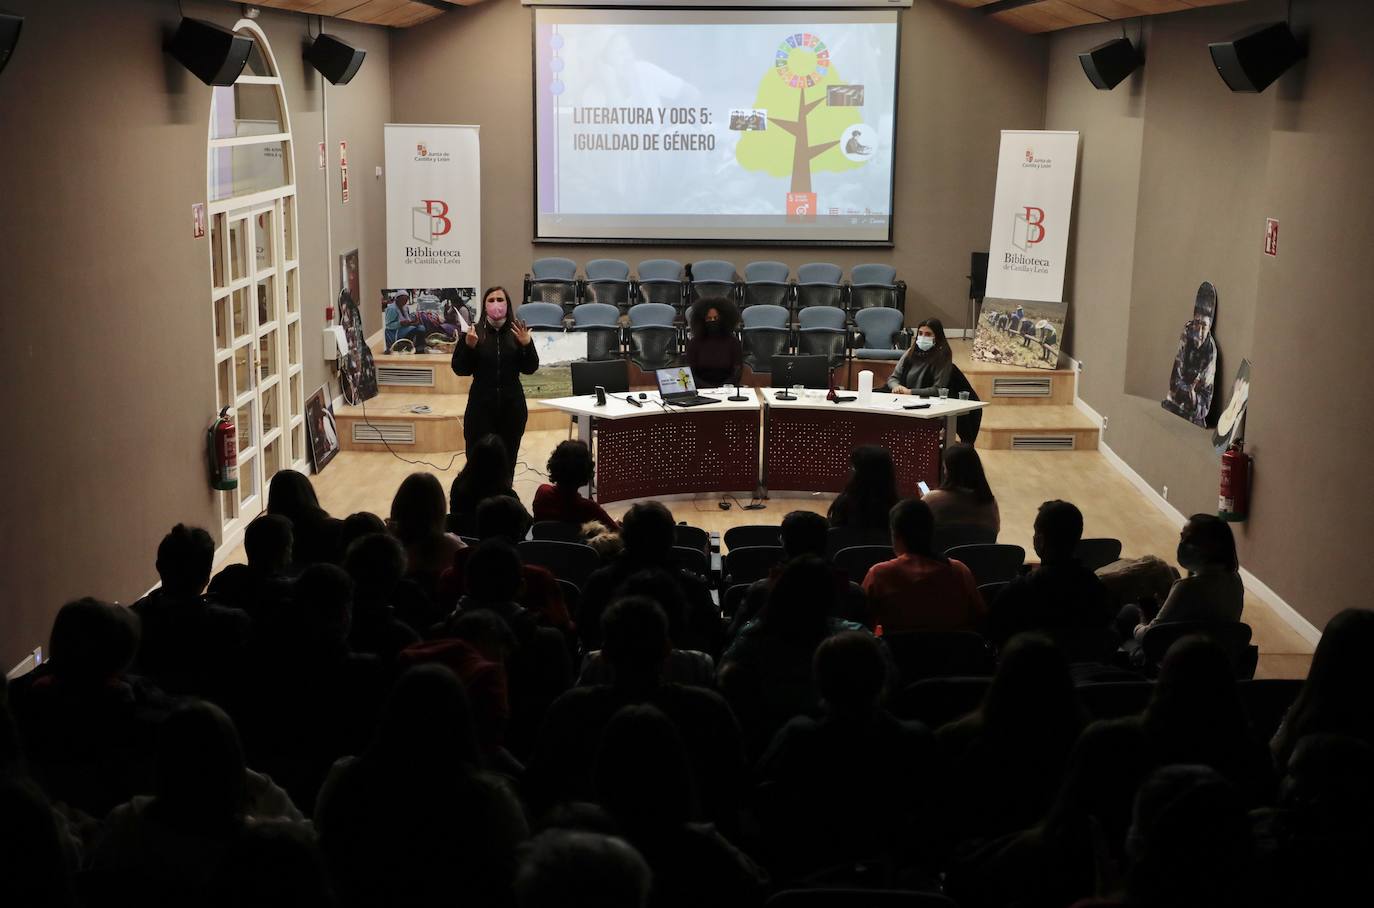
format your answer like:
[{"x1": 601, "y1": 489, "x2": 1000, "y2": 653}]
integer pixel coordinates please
[
  {"x1": 827, "y1": 444, "x2": 901, "y2": 530},
  {"x1": 449, "y1": 433, "x2": 520, "y2": 537},
  {"x1": 684, "y1": 295, "x2": 743, "y2": 388},
  {"x1": 921, "y1": 443, "x2": 1001, "y2": 537},
  {"x1": 886, "y1": 317, "x2": 953, "y2": 396},
  {"x1": 1131, "y1": 514, "x2": 1243, "y2": 640},
  {"x1": 267, "y1": 469, "x2": 342, "y2": 568},
  {"x1": 390, "y1": 472, "x2": 464, "y2": 592},
  {"x1": 1271, "y1": 608, "x2": 1374, "y2": 773},
  {"x1": 451, "y1": 286, "x2": 539, "y2": 475}
]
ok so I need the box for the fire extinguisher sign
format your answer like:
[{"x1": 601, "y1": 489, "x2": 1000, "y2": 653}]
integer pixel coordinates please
[
  {"x1": 340, "y1": 140, "x2": 350, "y2": 204},
  {"x1": 1264, "y1": 218, "x2": 1278, "y2": 257}
]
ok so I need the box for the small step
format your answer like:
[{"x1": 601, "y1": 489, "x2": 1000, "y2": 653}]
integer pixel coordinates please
[
  {"x1": 371, "y1": 351, "x2": 470, "y2": 395},
  {"x1": 975, "y1": 405, "x2": 1099, "y2": 451},
  {"x1": 334, "y1": 392, "x2": 567, "y2": 453}
]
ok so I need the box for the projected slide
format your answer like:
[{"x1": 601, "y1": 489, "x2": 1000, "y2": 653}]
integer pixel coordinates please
[{"x1": 534, "y1": 8, "x2": 900, "y2": 244}]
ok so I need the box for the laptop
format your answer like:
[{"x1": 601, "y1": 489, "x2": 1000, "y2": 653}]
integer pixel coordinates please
[{"x1": 655, "y1": 366, "x2": 721, "y2": 407}]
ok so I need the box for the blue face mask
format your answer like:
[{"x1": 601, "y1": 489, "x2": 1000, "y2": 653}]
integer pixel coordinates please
[{"x1": 916, "y1": 335, "x2": 935, "y2": 352}]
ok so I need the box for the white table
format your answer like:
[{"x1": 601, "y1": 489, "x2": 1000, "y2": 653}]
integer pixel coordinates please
[
  {"x1": 760, "y1": 388, "x2": 987, "y2": 496},
  {"x1": 541, "y1": 387, "x2": 764, "y2": 502}
]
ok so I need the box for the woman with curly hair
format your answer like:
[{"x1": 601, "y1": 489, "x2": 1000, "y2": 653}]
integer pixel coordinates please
[
  {"x1": 533, "y1": 439, "x2": 619, "y2": 532},
  {"x1": 684, "y1": 295, "x2": 743, "y2": 388}
]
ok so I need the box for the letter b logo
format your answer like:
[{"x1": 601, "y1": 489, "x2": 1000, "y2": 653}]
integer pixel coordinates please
[
  {"x1": 422, "y1": 199, "x2": 452, "y2": 238},
  {"x1": 1023, "y1": 207, "x2": 1046, "y2": 245}
]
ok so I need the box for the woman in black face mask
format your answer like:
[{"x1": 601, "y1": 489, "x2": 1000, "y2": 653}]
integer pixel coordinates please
[
  {"x1": 1130, "y1": 513, "x2": 1244, "y2": 641},
  {"x1": 684, "y1": 296, "x2": 743, "y2": 388}
]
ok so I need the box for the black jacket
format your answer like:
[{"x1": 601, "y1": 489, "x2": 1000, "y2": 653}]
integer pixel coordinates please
[{"x1": 450, "y1": 320, "x2": 540, "y2": 401}]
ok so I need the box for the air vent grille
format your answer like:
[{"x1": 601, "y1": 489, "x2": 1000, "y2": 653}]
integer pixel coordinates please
[
  {"x1": 377, "y1": 366, "x2": 436, "y2": 387},
  {"x1": 992, "y1": 377, "x2": 1053, "y2": 397},
  {"x1": 352, "y1": 422, "x2": 416, "y2": 445},
  {"x1": 1011, "y1": 435, "x2": 1076, "y2": 451}
]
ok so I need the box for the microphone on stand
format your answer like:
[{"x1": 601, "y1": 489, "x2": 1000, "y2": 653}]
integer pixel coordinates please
[
  {"x1": 776, "y1": 361, "x2": 796, "y2": 400},
  {"x1": 728, "y1": 380, "x2": 748, "y2": 402}
]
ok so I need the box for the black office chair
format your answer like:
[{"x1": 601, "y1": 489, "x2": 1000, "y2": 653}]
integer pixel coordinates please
[
  {"x1": 832, "y1": 544, "x2": 894, "y2": 585},
  {"x1": 933, "y1": 522, "x2": 998, "y2": 554},
  {"x1": 1075, "y1": 537, "x2": 1124, "y2": 572},
  {"x1": 571, "y1": 359, "x2": 629, "y2": 396},
  {"x1": 723, "y1": 524, "x2": 783, "y2": 551},
  {"x1": 893, "y1": 676, "x2": 992, "y2": 728},
  {"x1": 531, "y1": 520, "x2": 583, "y2": 543},
  {"x1": 883, "y1": 631, "x2": 997, "y2": 685},
  {"x1": 825, "y1": 526, "x2": 890, "y2": 560},
  {"x1": 516, "y1": 539, "x2": 600, "y2": 589},
  {"x1": 673, "y1": 524, "x2": 711, "y2": 555},
  {"x1": 944, "y1": 543, "x2": 1026, "y2": 585},
  {"x1": 1140, "y1": 621, "x2": 1258, "y2": 679},
  {"x1": 722, "y1": 545, "x2": 785, "y2": 586},
  {"x1": 670, "y1": 545, "x2": 710, "y2": 579}
]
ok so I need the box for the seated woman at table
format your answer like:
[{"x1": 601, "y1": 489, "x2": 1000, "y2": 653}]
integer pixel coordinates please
[
  {"x1": 684, "y1": 296, "x2": 742, "y2": 388},
  {"x1": 921, "y1": 443, "x2": 1000, "y2": 538},
  {"x1": 828, "y1": 445, "x2": 901, "y2": 531},
  {"x1": 886, "y1": 317, "x2": 953, "y2": 396},
  {"x1": 533, "y1": 440, "x2": 619, "y2": 533}
]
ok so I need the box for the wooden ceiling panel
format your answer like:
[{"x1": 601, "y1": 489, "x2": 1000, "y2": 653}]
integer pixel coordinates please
[
  {"x1": 990, "y1": 1, "x2": 1109, "y2": 34},
  {"x1": 946, "y1": 0, "x2": 1249, "y2": 34},
  {"x1": 221, "y1": 0, "x2": 480, "y2": 29}
]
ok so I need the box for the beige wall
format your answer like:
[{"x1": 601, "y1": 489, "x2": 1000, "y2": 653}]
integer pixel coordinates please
[
  {"x1": 387, "y1": 0, "x2": 1049, "y2": 328},
  {"x1": 1050, "y1": 0, "x2": 1374, "y2": 631},
  {"x1": 0, "y1": 0, "x2": 391, "y2": 669}
]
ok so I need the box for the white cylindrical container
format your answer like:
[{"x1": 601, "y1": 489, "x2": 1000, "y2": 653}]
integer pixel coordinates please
[{"x1": 858, "y1": 369, "x2": 874, "y2": 405}]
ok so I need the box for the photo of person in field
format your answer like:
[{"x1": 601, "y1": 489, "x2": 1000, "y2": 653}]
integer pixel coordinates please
[{"x1": 973, "y1": 298, "x2": 1066, "y2": 370}]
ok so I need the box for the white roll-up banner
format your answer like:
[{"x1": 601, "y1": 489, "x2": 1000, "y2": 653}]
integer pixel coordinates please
[
  {"x1": 984, "y1": 130, "x2": 1079, "y2": 304},
  {"x1": 384, "y1": 124, "x2": 482, "y2": 295}
]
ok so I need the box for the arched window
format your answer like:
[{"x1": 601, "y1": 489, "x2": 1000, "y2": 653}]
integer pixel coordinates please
[{"x1": 205, "y1": 20, "x2": 304, "y2": 535}]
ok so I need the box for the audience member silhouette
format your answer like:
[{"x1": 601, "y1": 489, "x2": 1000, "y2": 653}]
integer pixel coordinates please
[
  {"x1": 338, "y1": 511, "x2": 386, "y2": 553},
  {"x1": 864, "y1": 498, "x2": 985, "y2": 634},
  {"x1": 0, "y1": 777, "x2": 80, "y2": 908},
  {"x1": 946, "y1": 719, "x2": 1156, "y2": 908},
  {"x1": 755, "y1": 631, "x2": 938, "y2": 882},
  {"x1": 514, "y1": 829, "x2": 651, "y2": 908},
  {"x1": 268, "y1": 470, "x2": 343, "y2": 569},
  {"x1": 1129, "y1": 514, "x2": 1243, "y2": 639},
  {"x1": 529, "y1": 596, "x2": 743, "y2": 830},
  {"x1": 719, "y1": 555, "x2": 868, "y2": 758},
  {"x1": 9, "y1": 598, "x2": 165, "y2": 818},
  {"x1": 1132, "y1": 635, "x2": 1275, "y2": 803},
  {"x1": 91, "y1": 701, "x2": 301, "y2": 903},
  {"x1": 236, "y1": 565, "x2": 385, "y2": 815},
  {"x1": 207, "y1": 821, "x2": 336, "y2": 908},
  {"x1": 1271, "y1": 608, "x2": 1374, "y2": 772},
  {"x1": 580, "y1": 568, "x2": 715, "y2": 688},
  {"x1": 315, "y1": 664, "x2": 529, "y2": 908},
  {"x1": 989, "y1": 500, "x2": 1114, "y2": 645},
  {"x1": 595, "y1": 704, "x2": 767, "y2": 908},
  {"x1": 449, "y1": 433, "x2": 520, "y2": 536},
  {"x1": 578, "y1": 501, "x2": 721, "y2": 655},
  {"x1": 389, "y1": 471, "x2": 465, "y2": 601},
  {"x1": 937, "y1": 634, "x2": 1086, "y2": 847},
  {"x1": 452, "y1": 538, "x2": 571, "y2": 760},
  {"x1": 921, "y1": 443, "x2": 1001, "y2": 538},
  {"x1": 534, "y1": 439, "x2": 619, "y2": 532},
  {"x1": 341, "y1": 533, "x2": 420, "y2": 664},
  {"x1": 209, "y1": 514, "x2": 294, "y2": 623},
  {"x1": 438, "y1": 494, "x2": 572, "y2": 630},
  {"x1": 827, "y1": 445, "x2": 901, "y2": 531},
  {"x1": 727, "y1": 510, "x2": 866, "y2": 642},
  {"x1": 131, "y1": 523, "x2": 250, "y2": 704}
]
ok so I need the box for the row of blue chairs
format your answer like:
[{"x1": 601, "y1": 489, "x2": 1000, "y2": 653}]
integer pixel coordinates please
[
  {"x1": 524, "y1": 257, "x2": 906, "y2": 317},
  {"x1": 519, "y1": 301, "x2": 910, "y2": 371}
]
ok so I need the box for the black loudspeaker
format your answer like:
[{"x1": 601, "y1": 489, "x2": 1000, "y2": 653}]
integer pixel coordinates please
[
  {"x1": 1209, "y1": 22, "x2": 1304, "y2": 93},
  {"x1": 169, "y1": 17, "x2": 252, "y2": 86},
  {"x1": 968, "y1": 252, "x2": 989, "y2": 301},
  {"x1": 306, "y1": 34, "x2": 366, "y2": 85},
  {"x1": 0, "y1": 10, "x2": 22, "y2": 76},
  {"x1": 1078, "y1": 37, "x2": 1141, "y2": 90}
]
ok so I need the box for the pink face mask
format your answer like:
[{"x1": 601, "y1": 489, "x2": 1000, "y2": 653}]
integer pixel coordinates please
[{"x1": 485, "y1": 298, "x2": 508, "y2": 322}]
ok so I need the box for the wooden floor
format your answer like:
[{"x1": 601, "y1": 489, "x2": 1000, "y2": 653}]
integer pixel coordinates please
[{"x1": 226, "y1": 427, "x2": 1313, "y2": 679}]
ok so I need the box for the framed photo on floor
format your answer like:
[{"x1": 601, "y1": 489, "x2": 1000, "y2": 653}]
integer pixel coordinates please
[{"x1": 305, "y1": 386, "x2": 340, "y2": 473}]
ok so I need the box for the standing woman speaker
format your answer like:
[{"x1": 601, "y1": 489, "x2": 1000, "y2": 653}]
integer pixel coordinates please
[{"x1": 451, "y1": 286, "x2": 539, "y2": 475}]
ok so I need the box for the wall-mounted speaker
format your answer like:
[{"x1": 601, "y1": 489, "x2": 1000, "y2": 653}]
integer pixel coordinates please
[
  {"x1": 1208, "y1": 22, "x2": 1304, "y2": 93},
  {"x1": 0, "y1": 10, "x2": 22, "y2": 76},
  {"x1": 306, "y1": 34, "x2": 366, "y2": 85},
  {"x1": 169, "y1": 17, "x2": 252, "y2": 86},
  {"x1": 1078, "y1": 37, "x2": 1141, "y2": 91},
  {"x1": 968, "y1": 252, "x2": 989, "y2": 301}
]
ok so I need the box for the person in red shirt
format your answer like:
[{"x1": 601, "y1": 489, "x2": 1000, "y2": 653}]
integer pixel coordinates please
[
  {"x1": 533, "y1": 440, "x2": 619, "y2": 533},
  {"x1": 862, "y1": 498, "x2": 985, "y2": 634}
]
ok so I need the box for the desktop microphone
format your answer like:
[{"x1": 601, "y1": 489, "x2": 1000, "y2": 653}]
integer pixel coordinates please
[
  {"x1": 775, "y1": 362, "x2": 796, "y2": 400},
  {"x1": 728, "y1": 381, "x2": 748, "y2": 402},
  {"x1": 624, "y1": 394, "x2": 643, "y2": 407}
]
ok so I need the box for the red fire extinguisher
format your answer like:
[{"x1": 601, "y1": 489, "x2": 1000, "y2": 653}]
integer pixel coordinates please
[
  {"x1": 209, "y1": 407, "x2": 239, "y2": 491},
  {"x1": 1218, "y1": 439, "x2": 1250, "y2": 522}
]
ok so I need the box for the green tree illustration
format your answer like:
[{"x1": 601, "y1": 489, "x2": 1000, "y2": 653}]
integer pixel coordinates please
[{"x1": 736, "y1": 38, "x2": 866, "y2": 195}]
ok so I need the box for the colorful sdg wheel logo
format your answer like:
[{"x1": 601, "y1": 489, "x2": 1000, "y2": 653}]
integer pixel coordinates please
[{"x1": 774, "y1": 33, "x2": 830, "y2": 90}]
